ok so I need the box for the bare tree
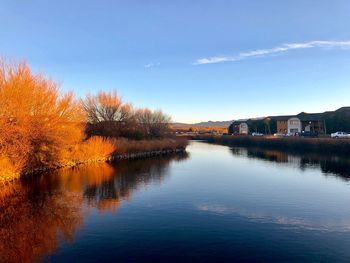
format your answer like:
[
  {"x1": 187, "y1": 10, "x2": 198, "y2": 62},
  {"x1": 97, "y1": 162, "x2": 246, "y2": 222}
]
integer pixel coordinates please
[
  {"x1": 82, "y1": 91, "x2": 135, "y2": 138},
  {"x1": 135, "y1": 108, "x2": 171, "y2": 139}
]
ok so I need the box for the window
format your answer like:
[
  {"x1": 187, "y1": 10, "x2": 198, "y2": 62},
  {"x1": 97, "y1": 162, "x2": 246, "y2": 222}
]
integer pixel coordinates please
[{"x1": 289, "y1": 120, "x2": 299, "y2": 125}]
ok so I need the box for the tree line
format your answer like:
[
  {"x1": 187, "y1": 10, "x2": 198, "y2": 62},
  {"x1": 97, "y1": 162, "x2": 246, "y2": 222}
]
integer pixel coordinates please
[{"x1": 83, "y1": 91, "x2": 171, "y2": 139}]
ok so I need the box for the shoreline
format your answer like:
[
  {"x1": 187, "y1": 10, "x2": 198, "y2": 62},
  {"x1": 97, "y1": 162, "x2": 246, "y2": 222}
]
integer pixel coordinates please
[
  {"x1": 1, "y1": 147, "x2": 187, "y2": 185},
  {"x1": 190, "y1": 135, "x2": 350, "y2": 155}
]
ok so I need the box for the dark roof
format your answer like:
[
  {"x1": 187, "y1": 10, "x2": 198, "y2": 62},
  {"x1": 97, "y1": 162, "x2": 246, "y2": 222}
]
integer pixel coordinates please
[
  {"x1": 336, "y1": 107, "x2": 350, "y2": 112},
  {"x1": 230, "y1": 106, "x2": 350, "y2": 124},
  {"x1": 231, "y1": 119, "x2": 248, "y2": 125},
  {"x1": 297, "y1": 112, "x2": 324, "y2": 121},
  {"x1": 269, "y1": 115, "x2": 294, "y2": 121}
]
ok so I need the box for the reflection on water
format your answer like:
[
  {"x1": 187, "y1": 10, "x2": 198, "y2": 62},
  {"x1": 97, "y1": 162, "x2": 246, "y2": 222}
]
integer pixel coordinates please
[
  {"x1": 0, "y1": 184, "x2": 83, "y2": 263},
  {"x1": 0, "y1": 153, "x2": 188, "y2": 263},
  {"x1": 2, "y1": 142, "x2": 350, "y2": 262},
  {"x1": 230, "y1": 147, "x2": 350, "y2": 180}
]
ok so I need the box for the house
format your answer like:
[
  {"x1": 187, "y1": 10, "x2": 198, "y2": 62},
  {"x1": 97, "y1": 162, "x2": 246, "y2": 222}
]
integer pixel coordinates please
[
  {"x1": 228, "y1": 107, "x2": 350, "y2": 135},
  {"x1": 296, "y1": 112, "x2": 325, "y2": 133},
  {"x1": 287, "y1": 117, "x2": 302, "y2": 134},
  {"x1": 275, "y1": 115, "x2": 294, "y2": 134},
  {"x1": 229, "y1": 119, "x2": 249, "y2": 134},
  {"x1": 239, "y1": 122, "x2": 249, "y2": 134},
  {"x1": 275, "y1": 113, "x2": 325, "y2": 135}
]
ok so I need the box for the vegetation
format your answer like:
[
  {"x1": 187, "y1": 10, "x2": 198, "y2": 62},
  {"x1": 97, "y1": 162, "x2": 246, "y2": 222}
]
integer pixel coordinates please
[
  {"x1": 111, "y1": 138, "x2": 188, "y2": 155},
  {"x1": 324, "y1": 110, "x2": 350, "y2": 134},
  {"x1": 171, "y1": 124, "x2": 227, "y2": 134},
  {"x1": 0, "y1": 60, "x2": 187, "y2": 182},
  {"x1": 83, "y1": 91, "x2": 171, "y2": 139}
]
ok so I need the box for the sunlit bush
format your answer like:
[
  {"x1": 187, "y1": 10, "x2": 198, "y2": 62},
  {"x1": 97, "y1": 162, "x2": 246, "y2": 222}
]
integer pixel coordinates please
[
  {"x1": 62, "y1": 136, "x2": 116, "y2": 164},
  {"x1": 0, "y1": 60, "x2": 84, "y2": 178}
]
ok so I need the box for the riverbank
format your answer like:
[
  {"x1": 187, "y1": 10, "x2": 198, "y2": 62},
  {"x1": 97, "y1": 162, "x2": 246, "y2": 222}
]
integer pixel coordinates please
[
  {"x1": 191, "y1": 135, "x2": 350, "y2": 155},
  {"x1": 1, "y1": 138, "x2": 188, "y2": 184}
]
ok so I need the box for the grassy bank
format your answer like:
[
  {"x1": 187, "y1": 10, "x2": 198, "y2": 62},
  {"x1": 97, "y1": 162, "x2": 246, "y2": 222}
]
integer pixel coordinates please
[
  {"x1": 1, "y1": 137, "x2": 188, "y2": 183},
  {"x1": 192, "y1": 135, "x2": 350, "y2": 155}
]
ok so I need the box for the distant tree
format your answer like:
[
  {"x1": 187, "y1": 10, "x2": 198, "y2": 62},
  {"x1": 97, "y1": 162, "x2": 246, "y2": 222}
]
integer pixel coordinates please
[
  {"x1": 135, "y1": 108, "x2": 171, "y2": 139},
  {"x1": 228, "y1": 123, "x2": 234, "y2": 133}
]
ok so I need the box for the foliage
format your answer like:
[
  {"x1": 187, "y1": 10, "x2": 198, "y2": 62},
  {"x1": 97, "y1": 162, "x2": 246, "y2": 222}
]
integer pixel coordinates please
[
  {"x1": 0, "y1": 61, "x2": 84, "y2": 179},
  {"x1": 325, "y1": 112, "x2": 350, "y2": 133},
  {"x1": 111, "y1": 138, "x2": 188, "y2": 155},
  {"x1": 83, "y1": 91, "x2": 172, "y2": 139},
  {"x1": 0, "y1": 60, "x2": 186, "y2": 181}
]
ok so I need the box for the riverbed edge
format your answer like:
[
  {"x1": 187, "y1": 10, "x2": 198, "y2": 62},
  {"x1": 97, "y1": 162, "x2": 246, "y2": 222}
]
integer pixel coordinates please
[{"x1": 1, "y1": 147, "x2": 187, "y2": 184}]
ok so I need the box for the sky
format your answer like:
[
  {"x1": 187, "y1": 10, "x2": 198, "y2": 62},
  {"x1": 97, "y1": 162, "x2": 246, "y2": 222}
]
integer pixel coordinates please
[{"x1": 1, "y1": 0, "x2": 350, "y2": 123}]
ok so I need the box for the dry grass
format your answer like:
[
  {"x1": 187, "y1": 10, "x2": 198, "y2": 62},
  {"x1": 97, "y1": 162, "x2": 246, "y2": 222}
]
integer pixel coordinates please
[
  {"x1": 112, "y1": 138, "x2": 188, "y2": 155},
  {"x1": 61, "y1": 137, "x2": 116, "y2": 165}
]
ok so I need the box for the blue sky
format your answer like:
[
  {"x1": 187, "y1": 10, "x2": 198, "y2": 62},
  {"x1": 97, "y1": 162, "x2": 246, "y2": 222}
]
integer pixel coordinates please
[{"x1": 1, "y1": 0, "x2": 350, "y2": 123}]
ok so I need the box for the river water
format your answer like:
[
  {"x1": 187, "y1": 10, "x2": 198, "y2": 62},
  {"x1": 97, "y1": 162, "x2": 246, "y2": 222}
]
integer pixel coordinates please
[{"x1": 2, "y1": 141, "x2": 350, "y2": 262}]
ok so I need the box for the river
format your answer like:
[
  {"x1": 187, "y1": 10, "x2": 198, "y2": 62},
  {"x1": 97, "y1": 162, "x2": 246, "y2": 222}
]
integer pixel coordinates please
[{"x1": 1, "y1": 141, "x2": 350, "y2": 262}]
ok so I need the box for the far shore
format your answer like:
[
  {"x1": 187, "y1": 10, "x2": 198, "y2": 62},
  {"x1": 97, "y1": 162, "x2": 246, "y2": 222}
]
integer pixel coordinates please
[{"x1": 189, "y1": 135, "x2": 350, "y2": 155}]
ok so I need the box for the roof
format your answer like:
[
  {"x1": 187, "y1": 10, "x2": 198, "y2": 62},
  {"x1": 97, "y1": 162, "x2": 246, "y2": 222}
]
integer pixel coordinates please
[
  {"x1": 336, "y1": 107, "x2": 350, "y2": 112},
  {"x1": 270, "y1": 115, "x2": 294, "y2": 121},
  {"x1": 231, "y1": 119, "x2": 248, "y2": 125},
  {"x1": 297, "y1": 112, "x2": 324, "y2": 121},
  {"x1": 230, "y1": 106, "x2": 350, "y2": 124}
]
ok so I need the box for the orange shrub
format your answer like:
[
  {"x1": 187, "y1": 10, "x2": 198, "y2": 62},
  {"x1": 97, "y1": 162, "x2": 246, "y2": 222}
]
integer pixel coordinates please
[
  {"x1": 62, "y1": 136, "x2": 116, "y2": 164},
  {"x1": 0, "y1": 60, "x2": 84, "y2": 178},
  {"x1": 112, "y1": 138, "x2": 188, "y2": 155}
]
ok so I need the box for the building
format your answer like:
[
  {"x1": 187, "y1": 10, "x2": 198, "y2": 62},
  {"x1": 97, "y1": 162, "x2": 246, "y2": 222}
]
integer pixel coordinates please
[
  {"x1": 229, "y1": 119, "x2": 249, "y2": 135},
  {"x1": 275, "y1": 113, "x2": 325, "y2": 135},
  {"x1": 287, "y1": 117, "x2": 302, "y2": 134},
  {"x1": 239, "y1": 122, "x2": 249, "y2": 134},
  {"x1": 297, "y1": 112, "x2": 325, "y2": 133},
  {"x1": 228, "y1": 107, "x2": 350, "y2": 135},
  {"x1": 275, "y1": 115, "x2": 294, "y2": 134}
]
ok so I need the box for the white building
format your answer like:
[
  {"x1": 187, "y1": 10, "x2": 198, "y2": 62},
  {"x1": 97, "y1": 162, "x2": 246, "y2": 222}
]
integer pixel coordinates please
[
  {"x1": 287, "y1": 117, "x2": 301, "y2": 134},
  {"x1": 239, "y1": 123, "x2": 249, "y2": 135}
]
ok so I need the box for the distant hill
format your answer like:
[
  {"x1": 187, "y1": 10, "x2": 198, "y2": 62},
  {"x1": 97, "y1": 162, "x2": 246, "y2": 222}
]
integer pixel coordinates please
[{"x1": 172, "y1": 120, "x2": 233, "y2": 128}]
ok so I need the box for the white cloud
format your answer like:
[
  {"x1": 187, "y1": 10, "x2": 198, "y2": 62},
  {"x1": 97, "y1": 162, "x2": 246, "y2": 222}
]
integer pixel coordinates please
[
  {"x1": 196, "y1": 203, "x2": 350, "y2": 232},
  {"x1": 144, "y1": 62, "x2": 160, "y2": 68},
  {"x1": 194, "y1": 40, "x2": 350, "y2": 65}
]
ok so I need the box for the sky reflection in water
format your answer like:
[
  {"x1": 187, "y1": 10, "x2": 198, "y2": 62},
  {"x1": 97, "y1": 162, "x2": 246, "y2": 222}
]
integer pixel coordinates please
[{"x1": 1, "y1": 142, "x2": 350, "y2": 262}]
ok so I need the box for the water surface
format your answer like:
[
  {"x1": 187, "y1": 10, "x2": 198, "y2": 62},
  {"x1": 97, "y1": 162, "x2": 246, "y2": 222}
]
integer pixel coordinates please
[{"x1": 2, "y1": 141, "x2": 350, "y2": 262}]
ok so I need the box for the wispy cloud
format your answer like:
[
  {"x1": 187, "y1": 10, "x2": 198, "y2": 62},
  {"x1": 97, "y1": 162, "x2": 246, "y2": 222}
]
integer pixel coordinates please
[
  {"x1": 194, "y1": 40, "x2": 350, "y2": 65},
  {"x1": 144, "y1": 62, "x2": 160, "y2": 68},
  {"x1": 196, "y1": 203, "x2": 350, "y2": 232}
]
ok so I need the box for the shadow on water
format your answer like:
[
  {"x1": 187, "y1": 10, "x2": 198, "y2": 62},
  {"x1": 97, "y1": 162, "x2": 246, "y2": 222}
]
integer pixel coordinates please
[
  {"x1": 0, "y1": 153, "x2": 188, "y2": 263},
  {"x1": 230, "y1": 147, "x2": 350, "y2": 180}
]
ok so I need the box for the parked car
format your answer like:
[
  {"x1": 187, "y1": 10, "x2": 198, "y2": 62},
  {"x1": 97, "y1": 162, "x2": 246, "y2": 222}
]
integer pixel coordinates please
[
  {"x1": 252, "y1": 132, "x2": 264, "y2": 137},
  {"x1": 331, "y1": 131, "x2": 350, "y2": 138}
]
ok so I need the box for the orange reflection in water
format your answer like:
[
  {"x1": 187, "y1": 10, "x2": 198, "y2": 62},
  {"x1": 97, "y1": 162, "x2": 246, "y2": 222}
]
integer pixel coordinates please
[
  {"x1": 0, "y1": 154, "x2": 188, "y2": 262},
  {"x1": 0, "y1": 183, "x2": 83, "y2": 263}
]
